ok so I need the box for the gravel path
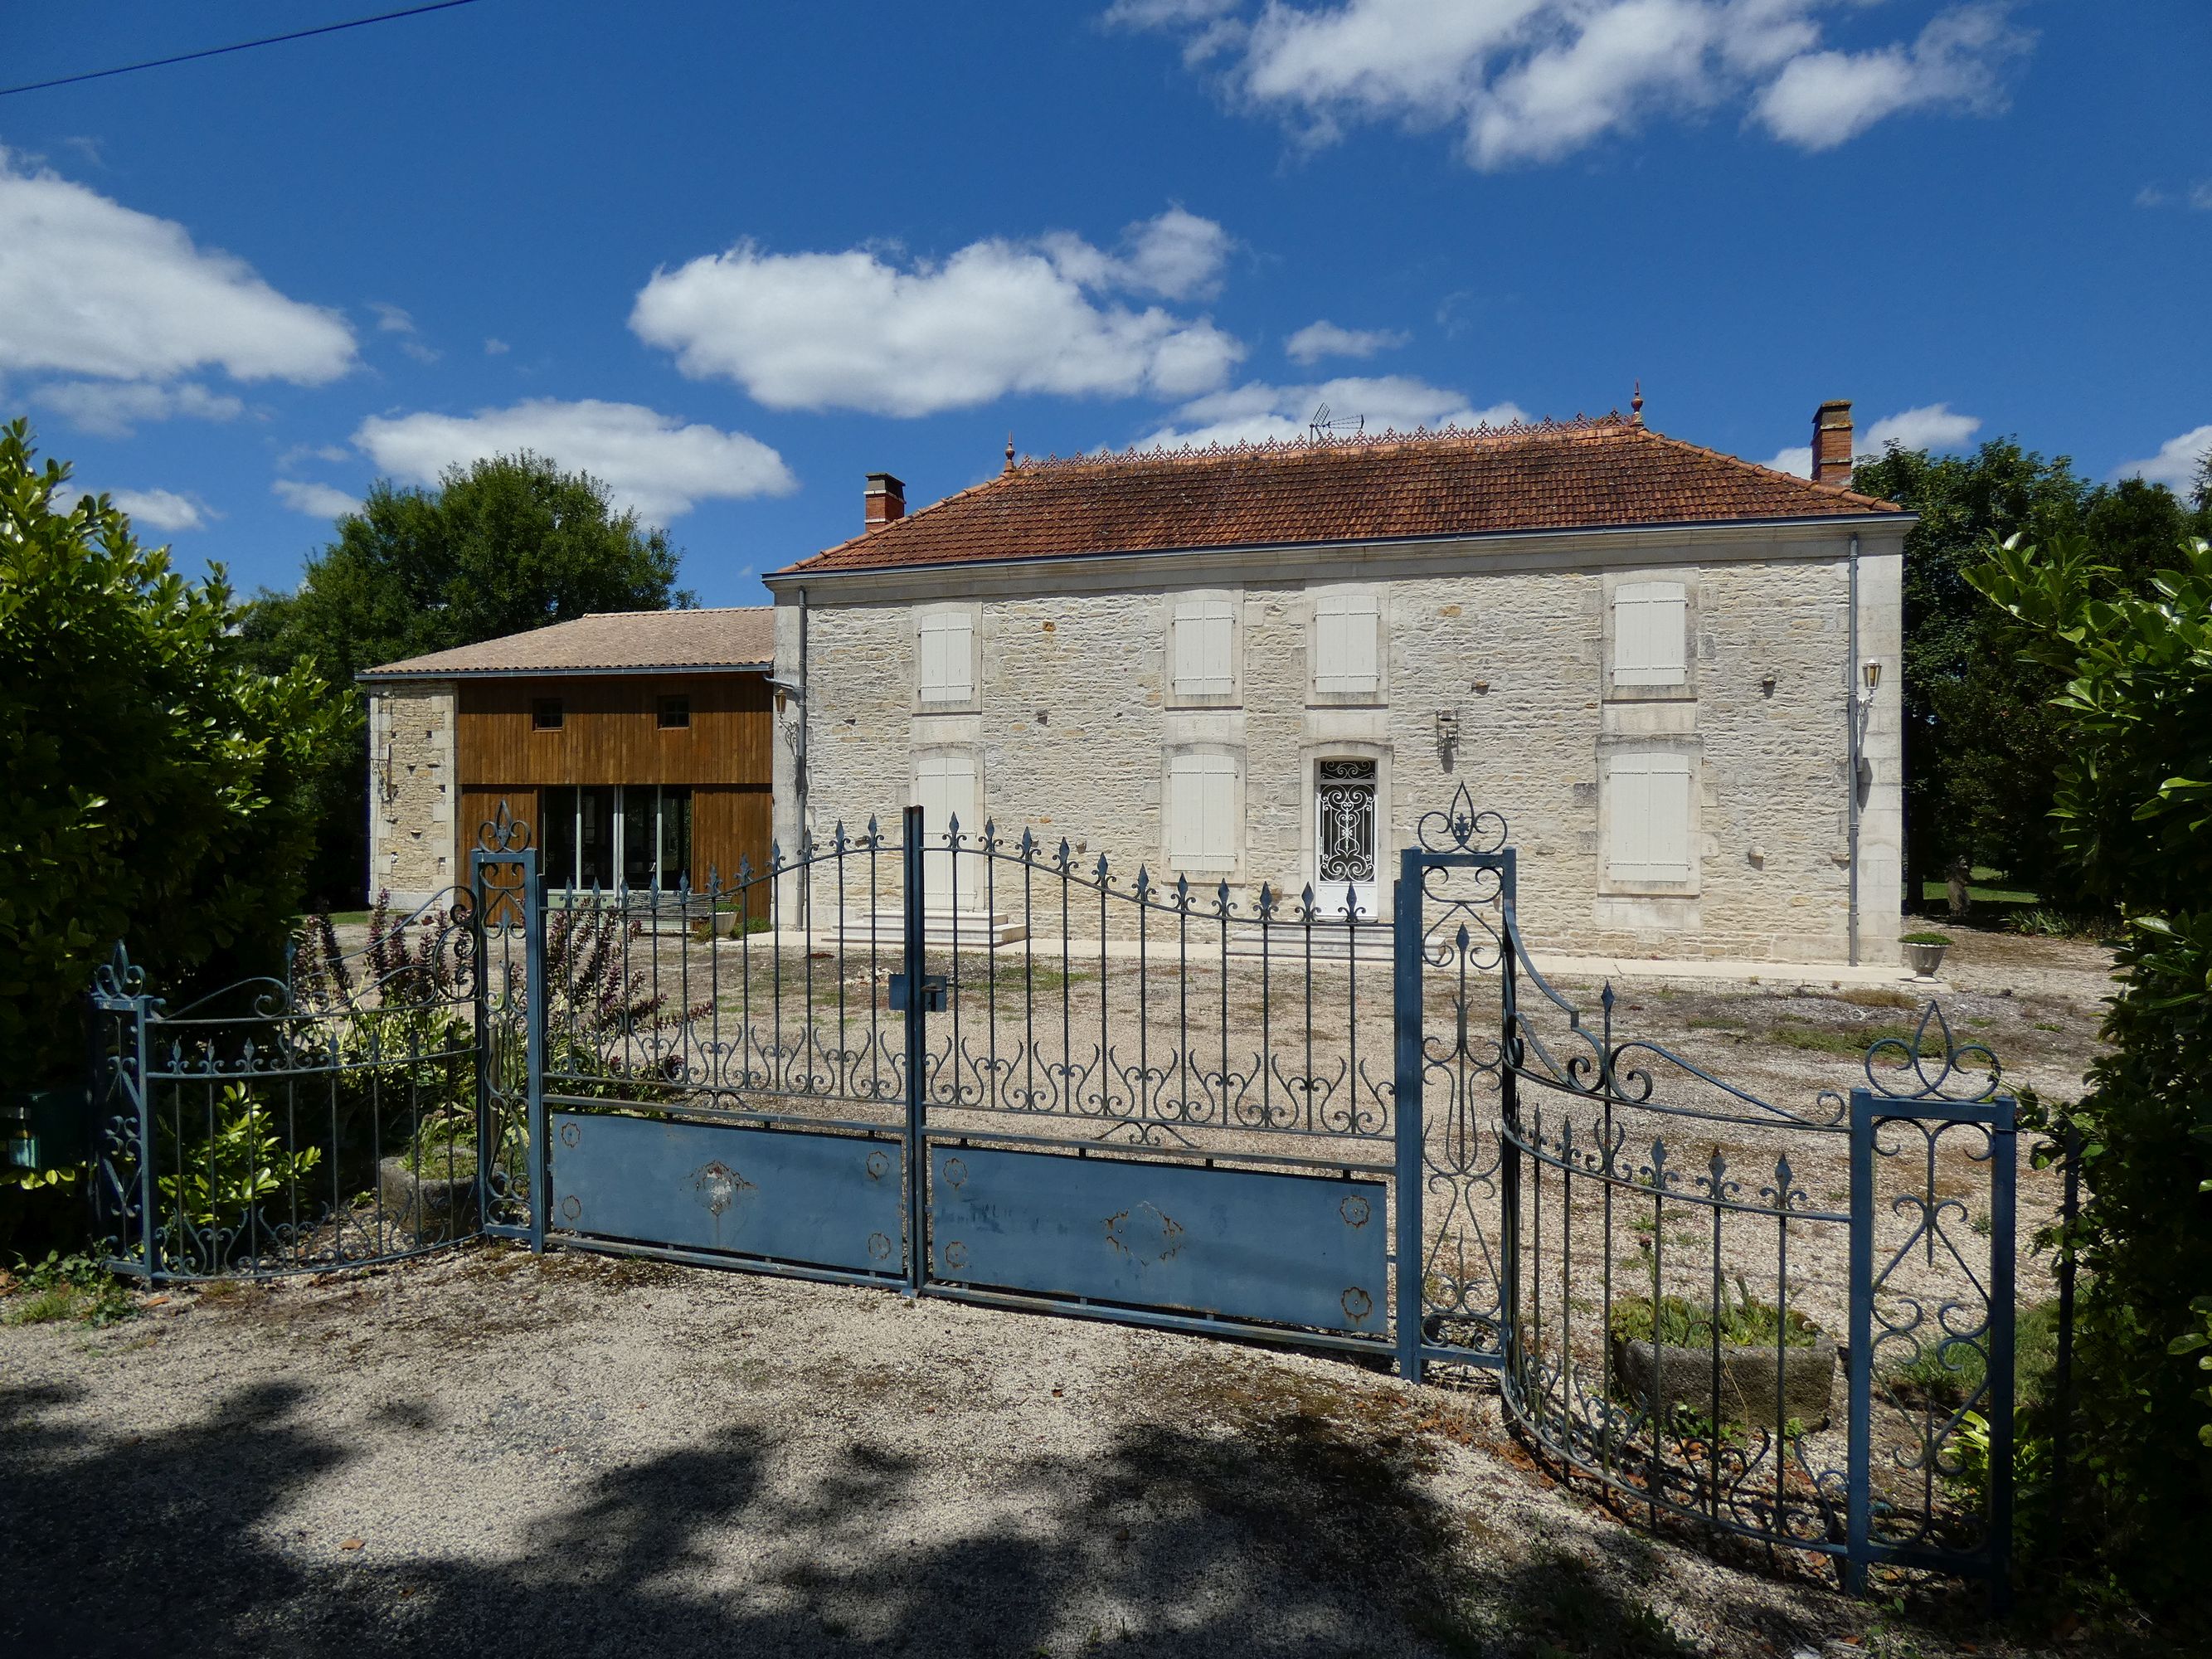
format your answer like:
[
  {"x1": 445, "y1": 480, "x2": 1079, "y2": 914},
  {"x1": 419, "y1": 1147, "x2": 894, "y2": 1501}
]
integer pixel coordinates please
[{"x1": 2, "y1": 1246, "x2": 2064, "y2": 1659}]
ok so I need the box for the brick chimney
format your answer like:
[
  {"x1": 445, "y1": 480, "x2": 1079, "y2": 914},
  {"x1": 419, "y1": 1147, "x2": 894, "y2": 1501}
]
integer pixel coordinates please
[
  {"x1": 864, "y1": 472, "x2": 906, "y2": 532},
  {"x1": 1812, "y1": 400, "x2": 1854, "y2": 488}
]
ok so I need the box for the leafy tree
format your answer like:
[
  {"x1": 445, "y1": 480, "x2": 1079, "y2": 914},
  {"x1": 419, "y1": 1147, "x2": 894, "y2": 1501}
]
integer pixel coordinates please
[
  {"x1": 0, "y1": 420, "x2": 333, "y2": 1087},
  {"x1": 242, "y1": 453, "x2": 692, "y2": 905},
  {"x1": 1969, "y1": 529, "x2": 2212, "y2": 1610},
  {"x1": 1855, "y1": 442, "x2": 2209, "y2": 909}
]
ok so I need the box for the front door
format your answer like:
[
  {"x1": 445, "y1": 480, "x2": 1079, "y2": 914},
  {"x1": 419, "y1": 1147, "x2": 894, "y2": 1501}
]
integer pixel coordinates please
[{"x1": 1315, "y1": 759, "x2": 1379, "y2": 920}]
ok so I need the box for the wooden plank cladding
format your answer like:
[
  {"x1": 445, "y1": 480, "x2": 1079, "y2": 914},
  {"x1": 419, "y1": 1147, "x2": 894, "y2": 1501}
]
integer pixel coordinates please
[
  {"x1": 695, "y1": 786, "x2": 773, "y2": 888},
  {"x1": 457, "y1": 674, "x2": 771, "y2": 788}
]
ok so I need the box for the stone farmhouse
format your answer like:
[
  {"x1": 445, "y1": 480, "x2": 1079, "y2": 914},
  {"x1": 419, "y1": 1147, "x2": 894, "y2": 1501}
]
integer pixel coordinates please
[{"x1": 765, "y1": 401, "x2": 1909, "y2": 966}]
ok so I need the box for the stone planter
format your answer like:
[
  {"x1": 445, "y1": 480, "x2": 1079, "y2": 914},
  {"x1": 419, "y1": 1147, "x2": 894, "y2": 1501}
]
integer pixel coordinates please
[
  {"x1": 1903, "y1": 941, "x2": 1947, "y2": 978},
  {"x1": 1612, "y1": 1331, "x2": 1839, "y2": 1431},
  {"x1": 378, "y1": 1153, "x2": 481, "y2": 1243}
]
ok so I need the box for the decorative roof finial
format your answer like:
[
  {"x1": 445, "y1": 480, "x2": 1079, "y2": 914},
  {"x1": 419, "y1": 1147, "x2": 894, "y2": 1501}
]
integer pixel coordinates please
[
  {"x1": 1005, "y1": 433, "x2": 1017, "y2": 474},
  {"x1": 1631, "y1": 380, "x2": 1645, "y2": 426}
]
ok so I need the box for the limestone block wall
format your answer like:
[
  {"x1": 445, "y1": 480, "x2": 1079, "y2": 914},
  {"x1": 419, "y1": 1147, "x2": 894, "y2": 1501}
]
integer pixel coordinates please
[
  {"x1": 772, "y1": 533, "x2": 1903, "y2": 965},
  {"x1": 367, "y1": 682, "x2": 457, "y2": 908}
]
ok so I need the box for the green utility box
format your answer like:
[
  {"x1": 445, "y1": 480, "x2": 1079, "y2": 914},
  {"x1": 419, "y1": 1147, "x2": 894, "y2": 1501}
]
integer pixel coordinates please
[{"x1": 2, "y1": 1087, "x2": 92, "y2": 1173}]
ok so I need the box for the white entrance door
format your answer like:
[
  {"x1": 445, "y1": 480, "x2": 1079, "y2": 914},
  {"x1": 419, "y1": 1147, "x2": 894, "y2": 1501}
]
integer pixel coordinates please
[
  {"x1": 914, "y1": 751, "x2": 981, "y2": 903},
  {"x1": 1315, "y1": 759, "x2": 1379, "y2": 920}
]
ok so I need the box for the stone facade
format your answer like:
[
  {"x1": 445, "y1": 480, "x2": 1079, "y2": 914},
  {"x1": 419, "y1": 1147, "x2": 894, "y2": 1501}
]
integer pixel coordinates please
[
  {"x1": 770, "y1": 524, "x2": 1904, "y2": 966},
  {"x1": 367, "y1": 680, "x2": 458, "y2": 910}
]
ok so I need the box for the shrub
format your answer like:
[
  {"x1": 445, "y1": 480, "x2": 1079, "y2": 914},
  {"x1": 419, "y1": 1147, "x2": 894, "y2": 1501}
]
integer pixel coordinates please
[
  {"x1": 1970, "y1": 531, "x2": 2212, "y2": 1611},
  {"x1": 0, "y1": 421, "x2": 334, "y2": 1088},
  {"x1": 1608, "y1": 1282, "x2": 1821, "y2": 1350}
]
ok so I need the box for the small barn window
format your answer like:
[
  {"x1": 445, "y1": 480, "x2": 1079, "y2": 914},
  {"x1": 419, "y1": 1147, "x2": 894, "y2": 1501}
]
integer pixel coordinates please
[
  {"x1": 657, "y1": 695, "x2": 691, "y2": 729},
  {"x1": 531, "y1": 698, "x2": 563, "y2": 731}
]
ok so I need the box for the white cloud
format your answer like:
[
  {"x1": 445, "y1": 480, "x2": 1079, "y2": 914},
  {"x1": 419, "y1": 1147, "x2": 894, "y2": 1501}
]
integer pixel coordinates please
[
  {"x1": 58, "y1": 484, "x2": 211, "y2": 531},
  {"x1": 1753, "y1": 4, "x2": 2030, "y2": 149},
  {"x1": 2112, "y1": 425, "x2": 2212, "y2": 492},
  {"x1": 484, "y1": 337, "x2": 511, "y2": 355},
  {"x1": 352, "y1": 397, "x2": 797, "y2": 523},
  {"x1": 1133, "y1": 375, "x2": 1526, "y2": 448},
  {"x1": 272, "y1": 478, "x2": 363, "y2": 518},
  {"x1": 2194, "y1": 182, "x2": 2212, "y2": 213},
  {"x1": 1861, "y1": 401, "x2": 1981, "y2": 455},
  {"x1": 1119, "y1": 2, "x2": 2034, "y2": 169},
  {"x1": 110, "y1": 488, "x2": 207, "y2": 532},
  {"x1": 28, "y1": 378, "x2": 246, "y2": 437},
  {"x1": 369, "y1": 301, "x2": 440, "y2": 364},
  {"x1": 630, "y1": 209, "x2": 1244, "y2": 417},
  {"x1": 0, "y1": 147, "x2": 355, "y2": 384},
  {"x1": 1285, "y1": 319, "x2": 1409, "y2": 364},
  {"x1": 1763, "y1": 444, "x2": 1813, "y2": 477},
  {"x1": 278, "y1": 442, "x2": 352, "y2": 468}
]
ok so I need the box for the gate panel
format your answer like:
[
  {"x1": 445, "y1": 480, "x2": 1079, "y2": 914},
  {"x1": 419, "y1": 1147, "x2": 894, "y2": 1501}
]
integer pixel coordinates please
[
  {"x1": 551, "y1": 1111, "x2": 905, "y2": 1277},
  {"x1": 927, "y1": 1144, "x2": 1388, "y2": 1335}
]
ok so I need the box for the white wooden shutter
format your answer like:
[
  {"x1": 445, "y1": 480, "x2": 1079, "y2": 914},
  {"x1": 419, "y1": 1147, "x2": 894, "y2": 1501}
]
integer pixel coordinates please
[
  {"x1": 1612, "y1": 582, "x2": 1687, "y2": 686},
  {"x1": 1607, "y1": 751, "x2": 1694, "y2": 883},
  {"x1": 1172, "y1": 597, "x2": 1234, "y2": 697},
  {"x1": 917, "y1": 609, "x2": 974, "y2": 703},
  {"x1": 915, "y1": 752, "x2": 979, "y2": 841},
  {"x1": 1314, "y1": 591, "x2": 1379, "y2": 693},
  {"x1": 1168, "y1": 752, "x2": 1237, "y2": 873}
]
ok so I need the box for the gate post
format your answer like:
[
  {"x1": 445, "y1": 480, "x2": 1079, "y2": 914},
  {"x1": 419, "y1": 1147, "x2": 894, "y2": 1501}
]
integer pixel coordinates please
[
  {"x1": 902, "y1": 804, "x2": 927, "y2": 1295},
  {"x1": 1845, "y1": 1087, "x2": 1874, "y2": 1596},
  {"x1": 522, "y1": 847, "x2": 547, "y2": 1255},
  {"x1": 1393, "y1": 852, "x2": 1425, "y2": 1382}
]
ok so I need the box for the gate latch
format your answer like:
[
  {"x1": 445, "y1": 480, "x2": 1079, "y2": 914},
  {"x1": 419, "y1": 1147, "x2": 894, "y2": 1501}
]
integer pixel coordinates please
[{"x1": 887, "y1": 972, "x2": 949, "y2": 1013}]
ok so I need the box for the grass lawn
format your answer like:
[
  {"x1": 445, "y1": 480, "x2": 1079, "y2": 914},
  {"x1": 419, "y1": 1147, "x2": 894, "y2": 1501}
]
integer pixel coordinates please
[{"x1": 1918, "y1": 864, "x2": 2037, "y2": 907}]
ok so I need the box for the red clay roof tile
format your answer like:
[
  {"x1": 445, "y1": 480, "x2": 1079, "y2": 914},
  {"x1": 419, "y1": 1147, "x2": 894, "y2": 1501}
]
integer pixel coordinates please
[{"x1": 775, "y1": 416, "x2": 1902, "y2": 577}]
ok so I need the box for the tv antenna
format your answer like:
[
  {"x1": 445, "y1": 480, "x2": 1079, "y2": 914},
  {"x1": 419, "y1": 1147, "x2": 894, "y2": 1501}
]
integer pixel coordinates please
[{"x1": 1309, "y1": 403, "x2": 1364, "y2": 442}]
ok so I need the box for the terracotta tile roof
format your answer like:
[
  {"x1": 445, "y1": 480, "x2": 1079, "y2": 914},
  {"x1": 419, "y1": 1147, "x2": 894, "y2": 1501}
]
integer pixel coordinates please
[
  {"x1": 775, "y1": 416, "x2": 1903, "y2": 577},
  {"x1": 360, "y1": 607, "x2": 772, "y2": 679}
]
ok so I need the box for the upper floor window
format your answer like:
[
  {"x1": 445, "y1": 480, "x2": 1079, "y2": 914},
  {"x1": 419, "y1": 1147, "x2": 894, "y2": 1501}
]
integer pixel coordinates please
[
  {"x1": 1170, "y1": 594, "x2": 1235, "y2": 703},
  {"x1": 1313, "y1": 590, "x2": 1380, "y2": 697},
  {"x1": 531, "y1": 697, "x2": 563, "y2": 731},
  {"x1": 1612, "y1": 581, "x2": 1688, "y2": 686},
  {"x1": 917, "y1": 606, "x2": 975, "y2": 705},
  {"x1": 657, "y1": 694, "x2": 691, "y2": 729}
]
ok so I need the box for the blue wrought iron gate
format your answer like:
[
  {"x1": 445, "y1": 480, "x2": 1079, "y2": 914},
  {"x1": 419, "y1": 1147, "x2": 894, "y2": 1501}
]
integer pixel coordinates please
[
  {"x1": 519, "y1": 803, "x2": 1395, "y2": 1350},
  {"x1": 86, "y1": 785, "x2": 2024, "y2": 1599}
]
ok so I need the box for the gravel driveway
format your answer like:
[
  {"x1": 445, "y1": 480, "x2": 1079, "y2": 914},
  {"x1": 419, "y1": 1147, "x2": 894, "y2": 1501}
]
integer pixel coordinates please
[{"x1": 2, "y1": 1245, "x2": 2064, "y2": 1659}]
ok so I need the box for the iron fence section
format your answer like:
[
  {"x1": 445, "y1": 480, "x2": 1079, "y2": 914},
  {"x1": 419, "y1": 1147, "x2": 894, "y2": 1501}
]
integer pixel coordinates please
[{"x1": 90, "y1": 891, "x2": 485, "y2": 1280}]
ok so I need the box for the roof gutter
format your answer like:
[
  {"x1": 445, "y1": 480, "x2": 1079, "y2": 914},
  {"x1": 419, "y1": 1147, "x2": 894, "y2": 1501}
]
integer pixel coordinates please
[{"x1": 357, "y1": 660, "x2": 774, "y2": 684}]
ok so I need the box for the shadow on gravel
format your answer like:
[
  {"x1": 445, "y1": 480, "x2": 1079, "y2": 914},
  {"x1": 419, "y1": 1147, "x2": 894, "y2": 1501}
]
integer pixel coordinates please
[{"x1": 0, "y1": 1377, "x2": 1704, "y2": 1659}]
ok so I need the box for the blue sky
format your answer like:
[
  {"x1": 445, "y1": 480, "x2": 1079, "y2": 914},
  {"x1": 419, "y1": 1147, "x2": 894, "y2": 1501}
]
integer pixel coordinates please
[{"x1": 4, "y1": 1, "x2": 2207, "y2": 607}]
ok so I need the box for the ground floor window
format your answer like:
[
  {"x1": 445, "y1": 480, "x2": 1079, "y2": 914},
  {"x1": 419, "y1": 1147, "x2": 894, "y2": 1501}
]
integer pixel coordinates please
[
  {"x1": 540, "y1": 785, "x2": 693, "y2": 890},
  {"x1": 1603, "y1": 750, "x2": 1694, "y2": 887}
]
